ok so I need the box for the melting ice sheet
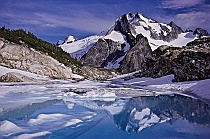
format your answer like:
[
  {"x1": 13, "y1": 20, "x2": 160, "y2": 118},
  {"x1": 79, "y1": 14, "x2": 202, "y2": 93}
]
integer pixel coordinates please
[{"x1": 0, "y1": 81, "x2": 210, "y2": 139}]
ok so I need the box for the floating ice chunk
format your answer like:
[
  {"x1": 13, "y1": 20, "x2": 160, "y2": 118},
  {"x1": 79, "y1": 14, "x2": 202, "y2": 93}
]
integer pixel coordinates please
[
  {"x1": 63, "y1": 119, "x2": 83, "y2": 127},
  {"x1": 28, "y1": 113, "x2": 68, "y2": 125},
  {"x1": 0, "y1": 120, "x2": 22, "y2": 135},
  {"x1": 66, "y1": 103, "x2": 75, "y2": 109},
  {"x1": 15, "y1": 131, "x2": 51, "y2": 139},
  {"x1": 82, "y1": 115, "x2": 93, "y2": 120}
]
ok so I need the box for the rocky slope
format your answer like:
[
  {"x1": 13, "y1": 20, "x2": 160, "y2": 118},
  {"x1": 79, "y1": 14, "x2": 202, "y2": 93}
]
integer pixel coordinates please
[
  {"x1": 135, "y1": 37, "x2": 210, "y2": 82},
  {"x1": 0, "y1": 38, "x2": 73, "y2": 79}
]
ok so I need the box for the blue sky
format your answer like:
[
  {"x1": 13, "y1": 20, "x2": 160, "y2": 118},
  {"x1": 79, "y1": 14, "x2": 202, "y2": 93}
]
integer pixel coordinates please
[{"x1": 0, "y1": 0, "x2": 209, "y2": 43}]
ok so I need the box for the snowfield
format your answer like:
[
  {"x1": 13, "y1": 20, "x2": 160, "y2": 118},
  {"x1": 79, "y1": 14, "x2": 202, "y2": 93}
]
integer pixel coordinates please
[{"x1": 59, "y1": 35, "x2": 103, "y2": 60}]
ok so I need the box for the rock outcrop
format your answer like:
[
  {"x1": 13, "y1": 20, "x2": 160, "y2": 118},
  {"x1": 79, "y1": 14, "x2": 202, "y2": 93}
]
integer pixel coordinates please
[
  {"x1": 80, "y1": 66, "x2": 117, "y2": 80},
  {"x1": 0, "y1": 38, "x2": 73, "y2": 79},
  {"x1": 135, "y1": 37, "x2": 210, "y2": 82},
  {"x1": 81, "y1": 38, "x2": 126, "y2": 67},
  {"x1": 193, "y1": 28, "x2": 209, "y2": 38},
  {"x1": 119, "y1": 34, "x2": 152, "y2": 73}
]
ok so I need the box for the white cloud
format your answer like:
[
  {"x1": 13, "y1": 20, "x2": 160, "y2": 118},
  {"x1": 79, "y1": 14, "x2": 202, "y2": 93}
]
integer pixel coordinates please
[{"x1": 161, "y1": 0, "x2": 205, "y2": 9}]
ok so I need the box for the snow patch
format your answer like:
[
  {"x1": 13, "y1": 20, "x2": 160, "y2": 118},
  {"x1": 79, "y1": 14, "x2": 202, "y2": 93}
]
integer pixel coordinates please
[
  {"x1": 104, "y1": 31, "x2": 126, "y2": 43},
  {"x1": 0, "y1": 66, "x2": 48, "y2": 81}
]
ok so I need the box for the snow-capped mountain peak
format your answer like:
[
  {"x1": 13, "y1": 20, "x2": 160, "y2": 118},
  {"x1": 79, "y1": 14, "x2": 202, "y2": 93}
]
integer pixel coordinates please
[
  {"x1": 105, "y1": 12, "x2": 197, "y2": 51},
  {"x1": 64, "y1": 35, "x2": 78, "y2": 44}
]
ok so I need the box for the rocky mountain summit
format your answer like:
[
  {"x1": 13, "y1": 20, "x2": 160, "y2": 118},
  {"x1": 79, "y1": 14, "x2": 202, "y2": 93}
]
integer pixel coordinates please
[
  {"x1": 79, "y1": 12, "x2": 209, "y2": 80},
  {"x1": 61, "y1": 12, "x2": 209, "y2": 82},
  {"x1": 81, "y1": 12, "x2": 188, "y2": 73}
]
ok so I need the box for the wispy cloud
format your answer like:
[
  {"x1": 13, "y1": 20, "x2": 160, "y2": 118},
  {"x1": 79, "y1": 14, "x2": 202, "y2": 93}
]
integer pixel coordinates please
[
  {"x1": 33, "y1": 11, "x2": 115, "y2": 33},
  {"x1": 161, "y1": 0, "x2": 206, "y2": 9},
  {"x1": 0, "y1": 1, "x2": 116, "y2": 34},
  {"x1": 175, "y1": 12, "x2": 210, "y2": 33},
  {"x1": 156, "y1": 10, "x2": 210, "y2": 33}
]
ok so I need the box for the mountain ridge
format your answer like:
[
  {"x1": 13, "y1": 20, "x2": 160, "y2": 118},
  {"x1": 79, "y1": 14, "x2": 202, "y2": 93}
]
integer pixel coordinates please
[{"x1": 58, "y1": 12, "x2": 210, "y2": 82}]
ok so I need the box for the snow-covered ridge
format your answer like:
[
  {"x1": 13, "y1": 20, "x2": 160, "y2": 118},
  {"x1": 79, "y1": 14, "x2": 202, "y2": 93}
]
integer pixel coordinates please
[
  {"x1": 129, "y1": 12, "x2": 172, "y2": 35},
  {"x1": 59, "y1": 35, "x2": 103, "y2": 59},
  {"x1": 124, "y1": 12, "x2": 197, "y2": 50}
]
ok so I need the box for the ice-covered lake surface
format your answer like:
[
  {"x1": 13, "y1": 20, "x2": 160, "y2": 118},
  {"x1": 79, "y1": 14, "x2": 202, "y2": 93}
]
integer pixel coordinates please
[{"x1": 0, "y1": 80, "x2": 210, "y2": 139}]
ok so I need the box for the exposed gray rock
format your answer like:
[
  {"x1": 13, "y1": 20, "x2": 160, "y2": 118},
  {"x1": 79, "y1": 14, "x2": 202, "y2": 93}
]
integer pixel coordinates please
[
  {"x1": 119, "y1": 34, "x2": 152, "y2": 73},
  {"x1": 0, "y1": 38, "x2": 73, "y2": 79},
  {"x1": 81, "y1": 38, "x2": 126, "y2": 67},
  {"x1": 80, "y1": 66, "x2": 117, "y2": 80},
  {"x1": 193, "y1": 28, "x2": 209, "y2": 38},
  {"x1": 0, "y1": 72, "x2": 38, "y2": 82},
  {"x1": 173, "y1": 51, "x2": 210, "y2": 81},
  {"x1": 135, "y1": 37, "x2": 210, "y2": 82}
]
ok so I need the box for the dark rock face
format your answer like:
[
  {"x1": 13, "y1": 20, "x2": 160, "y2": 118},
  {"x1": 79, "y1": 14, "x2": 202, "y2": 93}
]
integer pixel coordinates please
[
  {"x1": 173, "y1": 50, "x2": 210, "y2": 81},
  {"x1": 119, "y1": 34, "x2": 152, "y2": 73},
  {"x1": 135, "y1": 37, "x2": 210, "y2": 82},
  {"x1": 81, "y1": 38, "x2": 126, "y2": 67},
  {"x1": 193, "y1": 28, "x2": 209, "y2": 38},
  {"x1": 150, "y1": 21, "x2": 183, "y2": 42}
]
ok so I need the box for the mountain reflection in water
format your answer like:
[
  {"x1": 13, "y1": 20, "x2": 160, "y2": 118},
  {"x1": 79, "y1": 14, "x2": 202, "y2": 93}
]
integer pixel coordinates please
[{"x1": 110, "y1": 94, "x2": 210, "y2": 133}]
